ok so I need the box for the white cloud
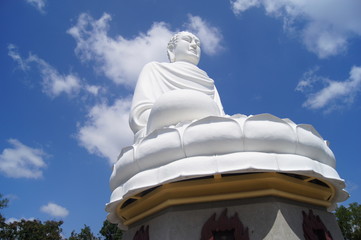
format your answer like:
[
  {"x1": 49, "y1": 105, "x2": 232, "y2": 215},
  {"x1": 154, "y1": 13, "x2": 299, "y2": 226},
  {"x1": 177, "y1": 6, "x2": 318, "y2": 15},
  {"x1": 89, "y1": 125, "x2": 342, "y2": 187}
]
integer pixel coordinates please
[
  {"x1": 8, "y1": 44, "x2": 96, "y2": 98},
  {"x1": 185, "y1": 15, "x2": 224, "y2": 56},
  {"x1": 231, "y1": 0, "x2": 260, "y2": 13},
  {"x1": 0, "y1": 139, "x2": 47, "y2": 179},
  {"x1": 25, "y1": 0, "x2": 46, "y2": 13},
  {"x1": 296, "y1": 66, "x2": 361, "y2": 111},
  {"x1": 6, "y1": 217, "x2": 35, "y2": 224},
  {"x1": 27, "y1": 55, "x2": 82, "y2": 97},
  {"x1": 3, "y1": 194, "x2": 18, "y2": 203},
  {"x1": 345, "y1": 180, "x2": 359, "y2": 193},
  {"x1": 8, "y1": 44, "x2": 29, "y2": 71},
  {"x1": 6, "y1": 217, "x2": 20, "y2": 224},
  {"x1": 230, "y1": 0, "x2": 361, "y2": 58},
  {"x1": 40, "y1": 202, "x2": 69, "y2": 218},
  {"x1": 77, "y1": 98, "x2": 133, "y2": 164},
  {"x1": 67, "y1": 13, "x2": 172, "y2": 87},
  {"x1": 68, "y1": 13, "x2": 224, "y2": 87},
  {"x1": 85, "y1": 85, "x2": 101, "y2": 95},
  {"x1": 295, "y1": 67, "x2": 321, "y2": 92}
]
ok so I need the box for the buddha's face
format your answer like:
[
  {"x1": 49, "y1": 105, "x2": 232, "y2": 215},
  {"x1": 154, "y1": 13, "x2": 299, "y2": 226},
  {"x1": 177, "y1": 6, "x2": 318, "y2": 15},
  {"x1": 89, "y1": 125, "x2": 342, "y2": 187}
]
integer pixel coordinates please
[{"x1": 172, "y1": 33, "x2": 201, "y2": 65}]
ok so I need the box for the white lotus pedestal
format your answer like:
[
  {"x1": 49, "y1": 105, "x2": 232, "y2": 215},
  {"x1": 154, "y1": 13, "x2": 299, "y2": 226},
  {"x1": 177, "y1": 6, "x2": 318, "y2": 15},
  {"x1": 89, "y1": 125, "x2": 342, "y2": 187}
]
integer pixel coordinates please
[{"x1": 106, "y1": 114, "x2": 348, "y2": 239}]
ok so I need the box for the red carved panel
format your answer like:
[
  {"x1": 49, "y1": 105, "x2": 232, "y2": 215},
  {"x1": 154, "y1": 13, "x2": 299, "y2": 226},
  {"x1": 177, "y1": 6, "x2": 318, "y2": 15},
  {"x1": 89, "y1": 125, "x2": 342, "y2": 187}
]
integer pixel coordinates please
[
  {"x1": 201, "y1": 209, "x2": 249, "y2": 240},
  {"x1": 133, "y1": 225, "x2": 149, "y2": 240},
  {"x1": 302, "y1": 210, "x2": 333, "y2": 240}
]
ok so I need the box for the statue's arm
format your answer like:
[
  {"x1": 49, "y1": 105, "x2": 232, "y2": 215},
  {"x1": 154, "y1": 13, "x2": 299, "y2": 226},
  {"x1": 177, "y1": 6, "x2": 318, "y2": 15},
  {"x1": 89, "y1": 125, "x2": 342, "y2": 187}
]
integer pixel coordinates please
[
  {"x1": 214, "y1": 86, "x2": 225, "y2": 116},
  {"x1": 129, "y1": 102, "x2": 152, "y2": 134},
  {"x1": 129, "y1": 63, "x2": 157, "y2": 134}
]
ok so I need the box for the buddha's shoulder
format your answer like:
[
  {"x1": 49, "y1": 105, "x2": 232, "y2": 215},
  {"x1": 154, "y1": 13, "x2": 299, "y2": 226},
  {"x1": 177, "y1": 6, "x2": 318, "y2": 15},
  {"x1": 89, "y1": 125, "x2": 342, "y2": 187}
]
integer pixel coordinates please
[
  {"x1": 143, "y1": 62, "x2": 180, "y2": 74},
  {"x1": 143, "y1": 61, "x2": 167, "y2": 68}
]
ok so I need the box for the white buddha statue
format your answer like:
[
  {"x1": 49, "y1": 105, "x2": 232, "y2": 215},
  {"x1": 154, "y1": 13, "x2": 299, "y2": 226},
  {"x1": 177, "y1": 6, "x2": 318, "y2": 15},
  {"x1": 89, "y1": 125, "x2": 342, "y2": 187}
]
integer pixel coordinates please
[
  {"x1": 129, "y1": 31, "x2": 224, "y2": 141},
  {"x1": 107, "y1": 32, "x2": 347, "y2": 229}
]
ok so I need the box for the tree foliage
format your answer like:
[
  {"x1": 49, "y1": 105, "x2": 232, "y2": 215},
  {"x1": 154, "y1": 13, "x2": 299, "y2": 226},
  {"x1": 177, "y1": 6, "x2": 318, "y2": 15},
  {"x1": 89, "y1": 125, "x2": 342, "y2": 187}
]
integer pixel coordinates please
[
  {"x1": 0, "y1": 194, "x2": 9, "y2": 210},
  {"x1": 335, "y1": 202, "x2": 361, "y2": 240},
  {"x1": 0, "y1": 194, "x2": 123, "y2": 239},
  {"x1": 99, "y1": 220, "x2": 122, "y2": 240},
  {"x1": 0, "y1": 194, "x2": 64, "y2": 239},
  {"x1": 68, "y1": 225, "x2": 99, "y2": 240},
  {"x1": 0, "y1": 219, "x2": 63, "y2": 240}
]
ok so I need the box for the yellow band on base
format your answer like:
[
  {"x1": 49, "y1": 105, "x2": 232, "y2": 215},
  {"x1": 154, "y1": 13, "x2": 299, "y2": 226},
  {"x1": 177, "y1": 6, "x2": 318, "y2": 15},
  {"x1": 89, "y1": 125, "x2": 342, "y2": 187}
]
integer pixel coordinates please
[{"x1": 117, "y1": 172, "x2": 334, "y2": 226}]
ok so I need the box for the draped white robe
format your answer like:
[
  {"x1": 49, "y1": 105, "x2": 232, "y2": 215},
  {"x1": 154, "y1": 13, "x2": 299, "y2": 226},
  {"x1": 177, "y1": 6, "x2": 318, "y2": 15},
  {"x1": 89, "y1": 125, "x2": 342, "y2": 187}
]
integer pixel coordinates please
[{"x1": 129, "y1": 61, "x2": 224, "y2": 137}]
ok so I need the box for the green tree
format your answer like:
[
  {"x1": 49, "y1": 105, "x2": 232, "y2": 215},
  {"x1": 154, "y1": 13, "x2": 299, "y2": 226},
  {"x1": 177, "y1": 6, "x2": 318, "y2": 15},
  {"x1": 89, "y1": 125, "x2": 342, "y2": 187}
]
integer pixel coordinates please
[
  {"x1": 0, "y1": 194, "x2": 9, "y2": 239},
  {"x1": 335, "y1": 202, "x2": 361, "y2": 240},
  {"x1": 0, "y1": 194, "x2": 9, "y2": 210},
  {"x1": 68, "y1": 225, "x2": 99, "y2": 240},
  {"x1": 99, "y1": 220, "x2": 122, "y2": 240},
  {"x1": 1, "y1": 194, "x2": 123, "y2": 240},
  {"x1": 0, "y1": 194, "x2": 64, "y2": 240},
  {"x1": 1, "y1": 219, "x2": 63, "y2": 240}
]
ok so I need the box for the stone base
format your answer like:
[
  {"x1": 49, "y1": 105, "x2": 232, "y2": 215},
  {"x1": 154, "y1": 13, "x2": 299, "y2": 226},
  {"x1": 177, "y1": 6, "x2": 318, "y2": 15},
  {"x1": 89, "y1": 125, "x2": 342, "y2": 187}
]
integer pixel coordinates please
[{"x1": 122, "y1": 197, "x2": 343, "y2": 240}]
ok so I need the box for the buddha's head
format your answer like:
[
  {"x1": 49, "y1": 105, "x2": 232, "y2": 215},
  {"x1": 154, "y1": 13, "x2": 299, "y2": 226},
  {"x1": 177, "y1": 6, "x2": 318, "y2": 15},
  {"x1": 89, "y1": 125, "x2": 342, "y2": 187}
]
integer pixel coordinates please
[{"x1": 167, "y1": 31, "x2": 201, "y2": 65}]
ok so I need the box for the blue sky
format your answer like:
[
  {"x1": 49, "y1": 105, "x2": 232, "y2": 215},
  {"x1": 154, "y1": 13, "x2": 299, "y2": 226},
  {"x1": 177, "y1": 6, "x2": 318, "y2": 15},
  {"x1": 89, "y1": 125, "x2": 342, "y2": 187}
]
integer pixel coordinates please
[{"x1": 1, "y1": 0, "x2": 360, "y2": 237}]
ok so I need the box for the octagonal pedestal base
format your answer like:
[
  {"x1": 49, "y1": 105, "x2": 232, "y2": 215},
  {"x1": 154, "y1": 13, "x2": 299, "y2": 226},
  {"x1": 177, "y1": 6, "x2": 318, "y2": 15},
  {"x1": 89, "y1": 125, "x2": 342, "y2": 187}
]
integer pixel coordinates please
[{"x1": 122, "y1": 197, "x2": 343, "y2": 240}]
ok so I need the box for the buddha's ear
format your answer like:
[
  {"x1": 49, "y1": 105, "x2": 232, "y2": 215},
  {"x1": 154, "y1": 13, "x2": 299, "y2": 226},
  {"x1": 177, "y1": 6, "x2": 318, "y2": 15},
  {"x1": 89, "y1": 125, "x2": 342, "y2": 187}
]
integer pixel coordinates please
[{"x1": 167, "y1": 49, "x2": 175, "y2": 63}]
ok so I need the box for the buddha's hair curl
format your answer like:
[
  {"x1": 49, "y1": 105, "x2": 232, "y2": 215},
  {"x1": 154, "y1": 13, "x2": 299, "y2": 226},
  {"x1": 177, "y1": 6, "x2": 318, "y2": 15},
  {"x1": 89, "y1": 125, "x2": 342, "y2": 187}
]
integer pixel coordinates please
[{"x1": 167, "y1": 31, "x2": 197, "y2": 62}]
